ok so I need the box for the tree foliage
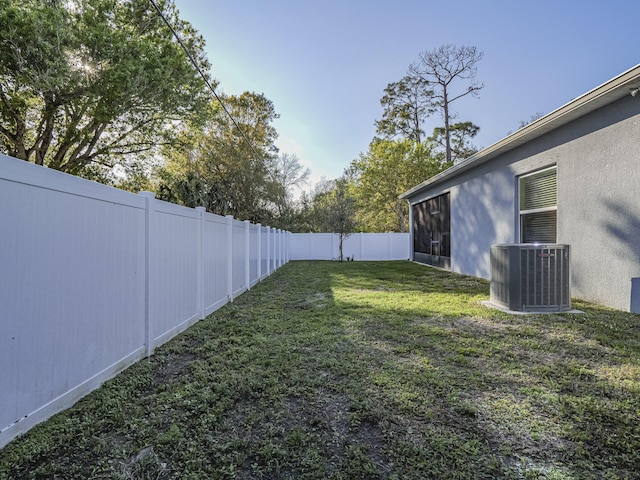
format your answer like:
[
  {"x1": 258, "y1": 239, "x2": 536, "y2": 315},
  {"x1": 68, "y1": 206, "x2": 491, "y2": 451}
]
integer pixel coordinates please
[
  {"x1": 348, "y1": 139, "x2": 450, "y2": 232},
  {"x1": 375, "y1": 75, "x2": 434, "y2": 144},
  {"x1": 156, "y1": 92, "x2": 284, "y2": 224},
  {"x1": 408, "y1": 44, "x2": 483, "y2": 163},
  {"x1": 358, "y1": 44, "x2": 484, "y2": 233},
  {"x1": 266, "y1": 152, "x2": 310, "y2": 228},
  {"x1": 430, "y1": 121, "x2": 479, "y2": 164},
  {"x1": 0, "y1": 0, "x2": 210, "y2": 178},
  {"x1": 312, "y1": 178, "x2": 357, "y2": 260}
]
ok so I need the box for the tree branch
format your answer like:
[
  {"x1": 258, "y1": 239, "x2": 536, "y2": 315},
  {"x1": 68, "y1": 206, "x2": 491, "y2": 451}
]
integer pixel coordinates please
[
  {"x1": 34, "y1": 92, "x2": 62, "y2": 165},
  {"x1": 448, "y1": 84, "x2": 484, "y2": 104},
  {"x1": 0, "y1": 86, "x2": 16, "y2": 114},
  {"x1": 0, "y1": 122, "x2": 16, "y2": 143}
]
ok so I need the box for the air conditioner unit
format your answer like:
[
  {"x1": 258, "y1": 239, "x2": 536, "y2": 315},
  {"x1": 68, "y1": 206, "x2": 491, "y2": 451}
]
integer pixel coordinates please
[{"x1": 490, "y1": 244, "x2": 571, "y2": 312}]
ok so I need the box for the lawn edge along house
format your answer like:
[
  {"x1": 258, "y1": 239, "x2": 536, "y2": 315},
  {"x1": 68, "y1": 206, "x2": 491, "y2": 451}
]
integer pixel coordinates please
[{"x1": 400, "y1": 64, "x2": 640, "y2": 313}]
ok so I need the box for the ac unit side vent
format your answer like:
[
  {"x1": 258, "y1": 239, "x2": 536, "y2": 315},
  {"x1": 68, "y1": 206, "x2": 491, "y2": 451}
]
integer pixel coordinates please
[{"x1": 490, "y1": 244, "x2": 570, "y2": 312}]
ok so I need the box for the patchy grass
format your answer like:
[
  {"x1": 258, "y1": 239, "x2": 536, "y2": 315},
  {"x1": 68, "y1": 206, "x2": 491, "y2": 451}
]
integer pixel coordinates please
[{"x1": 1, "y1": 261, "x2": 639, "y2": 479}]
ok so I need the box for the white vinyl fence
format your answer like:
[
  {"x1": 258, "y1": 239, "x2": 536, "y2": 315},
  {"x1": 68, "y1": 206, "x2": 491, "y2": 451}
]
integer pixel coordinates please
[
  {"x1": 289, "y1": 232, "x2": 410, "y2": 261},
  {"x1": 0, "y1": 155, "x2": 289, "y2": 449},
  {"x1": 0, "y1": 154, "x2": 410, "y2": 449}
]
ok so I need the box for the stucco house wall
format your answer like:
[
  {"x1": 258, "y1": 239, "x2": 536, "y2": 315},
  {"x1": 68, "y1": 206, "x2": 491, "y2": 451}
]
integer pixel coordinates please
[
  {"x1": 557, "y1": 95, "x2": 640, "y2": 310},
  {"x1": 403, "y1": 68, "x2": 640, "y2": 312}
]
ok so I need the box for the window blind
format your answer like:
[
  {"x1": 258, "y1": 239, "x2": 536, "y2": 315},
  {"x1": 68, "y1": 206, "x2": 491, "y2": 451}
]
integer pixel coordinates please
[
  {"x1": 520, "y1": 168, "x2": 557, "y2": 212},
  {"x1": 521, "y1": 210, "x2": 557, "y2": 243},
  {"x1": 520, "y1": 167, "x2": 557, "y2": 243}
]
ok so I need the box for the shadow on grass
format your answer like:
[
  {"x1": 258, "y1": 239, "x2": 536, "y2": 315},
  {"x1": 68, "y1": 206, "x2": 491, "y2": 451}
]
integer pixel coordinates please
[{"x1": 1, "y1": 261, "x2": 638, "y2": 479}]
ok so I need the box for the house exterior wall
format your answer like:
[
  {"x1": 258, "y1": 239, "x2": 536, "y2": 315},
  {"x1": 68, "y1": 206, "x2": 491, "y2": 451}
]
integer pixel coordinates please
[
  {"x1": 409, "y1": 147, "x2": 556, "y2": 279},
  {"x1": 557, "y1": 95, "x2": 640, "y2": 311},
  {"x1": 407, "y1": 94, "x2": 640, "y2": 312}
]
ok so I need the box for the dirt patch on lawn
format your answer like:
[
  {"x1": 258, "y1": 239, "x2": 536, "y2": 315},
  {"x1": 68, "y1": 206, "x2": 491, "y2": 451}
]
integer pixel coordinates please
[{"x1": 153, "y1": 353, "x2": 197, "y2": 384}]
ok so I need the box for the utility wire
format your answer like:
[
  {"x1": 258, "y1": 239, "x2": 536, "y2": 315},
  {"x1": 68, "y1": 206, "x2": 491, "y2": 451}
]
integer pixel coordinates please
[{"x1": 148, "y1": 0, "x2": 264, "y2": 163}]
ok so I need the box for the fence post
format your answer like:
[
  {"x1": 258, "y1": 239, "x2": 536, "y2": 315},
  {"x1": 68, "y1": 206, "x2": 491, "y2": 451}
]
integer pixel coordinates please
[
  {"x1": 283, "y1": 230, "x2": 287, "y2": 265},
  {"x1": 139, "y1": 191, "x2": 156, "y2": 357},
  {"x1": 226, "y1": 215, "x2": 234, "y2": 301},
  {"x1": 285, "y1": 231, "x2": 289, "y2": 264},
  {"x1": 276, "y1": 229, "x2": 280, "y2": 269},
  {"x1": 271, "y1": 227, "x2": 275, "y2": 273},
  {"x1": 272, "y1": 228, "x2": 277, "y2": 271},
  {"x1": 273, "y1": 227, "x2": 279, "y2": 272},
  {"x1": 196, "y1": 207, "x2": 205, "y2": 320},
  {"x1": 272, "y1": 228, "x2": 277, "y2": 270},
  {"x1": 331, "y1": 233, "x2": 336, "y2": 261},
  {"x1": 266, "y1": 226, "x2": 271, "y2": 276},
  {"x1": 257, "y1": 224, "x2": 262, "y2": 281},
  {"x1": 244, "y1": 219, "x2": 250, "y2": 290}
]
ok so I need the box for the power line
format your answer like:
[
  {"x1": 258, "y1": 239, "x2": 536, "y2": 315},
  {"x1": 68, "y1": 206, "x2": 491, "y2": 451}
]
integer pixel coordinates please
[{"x1": 148, "y1": 0, "x2": 264, "y2": 163}]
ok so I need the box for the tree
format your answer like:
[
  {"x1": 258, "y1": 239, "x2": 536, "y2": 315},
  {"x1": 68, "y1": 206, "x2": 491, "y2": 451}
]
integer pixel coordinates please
[
  {"x1": 349, "y1": 139, "x2": 448, "y2": 232},
  {"x1": 0, "y1": 0, "x2": 210, "y2": 178},
  {"x1": 429, "y1": 121, "x2": 479, "y2": 164},
  {"x1": 408, "y1": 45, "x2": 483, "y2": 163},
  {"x1": 375, "y1": 75, "x2": 434, "y2": 144},
  {"x1": 282, "y1": 190, "x2": 315, "y2": 233},
  {"x1": 156, "y1": 92, "x2": 281, "y2": 223},
  {"x1": 267, "y1": 152, "x2": 310, "y2": 221},
  {"x1": 313, "y1": 178, "x2": 356, "y2": 261}
]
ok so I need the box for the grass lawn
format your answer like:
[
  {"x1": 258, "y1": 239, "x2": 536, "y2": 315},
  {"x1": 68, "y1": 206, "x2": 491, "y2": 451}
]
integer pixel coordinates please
[{"x1": 1, "y1": 261, "x2": 639, "y2": 479}]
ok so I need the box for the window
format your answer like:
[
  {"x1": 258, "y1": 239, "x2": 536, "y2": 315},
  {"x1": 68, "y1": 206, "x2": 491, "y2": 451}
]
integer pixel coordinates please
[{"x1": 519, "y1": 167, "x2": 557, "y2": 243}]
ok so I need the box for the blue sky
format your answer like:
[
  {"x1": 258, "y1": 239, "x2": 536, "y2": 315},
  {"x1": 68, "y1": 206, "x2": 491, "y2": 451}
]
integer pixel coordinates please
[{"x1": 176, "y1": 0, "x2": 640, "y2": 189}]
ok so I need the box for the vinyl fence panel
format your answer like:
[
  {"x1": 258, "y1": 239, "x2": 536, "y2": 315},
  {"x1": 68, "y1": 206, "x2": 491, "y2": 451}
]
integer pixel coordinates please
[
  {"x1": 289, "y1": 233, "x2": 335, "y2": 260},
  {"x1": 342, "y1": 235, "x2": 362, "y2": 259},
  {"x1": 388, "y1": 232, "x2": 411, "y2": 260},
  {"x1": 250, "y1": 223, "x2": 260, "y2": 287},
  {"x1": 149, "y1": 199, "x2": 201, "y2": 347},
  {"x1": 289, "y1": 233, "x2": 410, "y2": 261},
  {"x1": 0, "y1": 154, "x2": 288, "y2": 449},
  {"x1": 231, "y1": 219, "x2": 247, "y2": 298},
  {"x1": 270, "y1": 228, "x2": 277, "y2": 273},
  {"x1": 203, "y1": 213, "x2": 229, "y2": 315},
  {"x1": 0, "y1": 157, "x2": 147, "y2": 447},
  {"x1": 260, "y1": 225, "x2": 269, "y2": 280}
]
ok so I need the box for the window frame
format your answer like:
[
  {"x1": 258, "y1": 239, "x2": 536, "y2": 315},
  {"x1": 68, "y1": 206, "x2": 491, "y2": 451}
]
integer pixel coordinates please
[{"x1": 518, "y1": 166, "x2": 557, "y2": 243}]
